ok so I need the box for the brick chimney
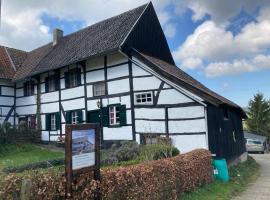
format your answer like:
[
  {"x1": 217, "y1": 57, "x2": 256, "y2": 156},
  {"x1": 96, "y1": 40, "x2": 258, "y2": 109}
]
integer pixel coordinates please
[{"x1": 53, "y1": 28, "x2": 63, "y2": 46}]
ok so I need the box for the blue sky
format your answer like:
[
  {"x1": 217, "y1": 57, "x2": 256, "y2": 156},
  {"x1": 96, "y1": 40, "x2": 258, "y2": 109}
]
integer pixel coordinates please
[{"x1": 1, "y1": 0, "x2": 270, "y2": 107}]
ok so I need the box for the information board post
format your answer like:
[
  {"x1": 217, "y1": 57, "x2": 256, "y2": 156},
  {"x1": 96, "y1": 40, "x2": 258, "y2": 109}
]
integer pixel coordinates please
[{"x1": 65, "y1": 123, "x2": 100, "y2": 198}]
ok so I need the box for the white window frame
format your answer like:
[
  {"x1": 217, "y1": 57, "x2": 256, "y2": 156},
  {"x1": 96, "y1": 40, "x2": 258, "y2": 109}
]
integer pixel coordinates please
[
  {"x1": 71, "y1": 111, "x2": 78, "y2": 124},
  {"x1": 109, "y1": 106, "x2": 120, "y2": 125},
  {"x1": 70, "y1": 70, "x2": 77, "y2": 88},
  {"x1": 93, "y1": 82, "x2": 105, "y2": 96},
  {"x1": 51, "y1": 114, "x2": 56, "y2": 130},
  {"x1": 145, "y1": 135, "x2": 158, "y2": 144},
  {"x1": 135, "y1": 92, "x2": 153, "y2": 104},
  {"x1": 48, "y1": 77, "x2": 55, "y2": 92}
]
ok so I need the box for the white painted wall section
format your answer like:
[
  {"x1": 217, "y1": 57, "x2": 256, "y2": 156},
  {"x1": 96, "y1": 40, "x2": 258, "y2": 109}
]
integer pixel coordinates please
[
  {"x1": 170, "y1": 135, "x2": 208, "y2": 153},
  {"x1": 168, "y1": 106, "x2": 205, "y2": 119},
  {"x1": 135, "y1": 108, "x2": 165, "y2": 119},
  {"x1": 107, "y1": 64, "x2": 129, "y2": 79},
  {"x1": 168, "y1": 119, "x2": 206, "y2": 133},
  {"x1": 103, "y1": 126, "x2": 133, "y2": 140},
  {"x1": 158, "y1": 89, "x2": 193, "y2": 104},
  {"x1": 133, "y1": 76, "x2": 161, "y2": 91},
  {"x1": 135, "y1": 120, "x2": 165, "y2": 133},
  {"x1": 107, "y1": 79, "x2": 130, "y2": 94}
]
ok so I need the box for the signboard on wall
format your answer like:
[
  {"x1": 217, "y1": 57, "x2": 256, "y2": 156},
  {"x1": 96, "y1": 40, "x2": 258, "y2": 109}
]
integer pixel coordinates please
[{"x1": 65, "y1": 123, "x2": 100, "y2": 197}]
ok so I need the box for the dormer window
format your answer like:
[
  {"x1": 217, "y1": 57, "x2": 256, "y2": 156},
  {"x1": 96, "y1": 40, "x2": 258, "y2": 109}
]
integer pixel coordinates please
[
  {"x1": 24, "y1": 81, "x2": 34, "y2": 96},
  {"x1": 45, "y1": 74, "x2": 60, "y2": 93},
  {"x1": 64, "y1": 68, "x2": 81, "y2": 88}
]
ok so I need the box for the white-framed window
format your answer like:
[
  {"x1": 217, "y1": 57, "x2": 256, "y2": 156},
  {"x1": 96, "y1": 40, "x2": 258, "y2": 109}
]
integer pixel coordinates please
[
  {"x1": 135, "y1": 92, "x2": 153, "y2": 104},
  {"x1": 51, "y1": 114, "x2": 56, "y2": 130},
  {"x1": 93, "y1": 82, "x2": 105, "y2": 96},
  {"x1": 109, "y1": 106, "x2": 120, "y2": 125},
  {"x1": 144, "y1": 135, "x2": 158, "y2": 144},
  {"x1": 70, "y1": 70, "x2": 78, "y2": 88},
  {"x1": 48, "y1": 77, "x2": 55, "y2": 92},
  {"x1": 72, "y1": 111, "x2": 79, "y2": 124}
]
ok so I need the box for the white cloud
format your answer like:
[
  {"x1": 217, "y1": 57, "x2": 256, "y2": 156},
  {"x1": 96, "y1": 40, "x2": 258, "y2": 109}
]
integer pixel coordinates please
[
  {"x1": 0, "y1": 0, "x2": 178, "y2": 51},
  {"x1": 173, "y1": 4, "x2": 270, "y2": 76},
  {"x1": 205, "y1": 54, "x2": 270, "y2": 77}
]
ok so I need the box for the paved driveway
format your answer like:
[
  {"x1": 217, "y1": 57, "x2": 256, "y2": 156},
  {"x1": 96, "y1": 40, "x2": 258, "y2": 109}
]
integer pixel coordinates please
[{"x1": 234, "y1": 153, "x2": 270, "y2": 200}]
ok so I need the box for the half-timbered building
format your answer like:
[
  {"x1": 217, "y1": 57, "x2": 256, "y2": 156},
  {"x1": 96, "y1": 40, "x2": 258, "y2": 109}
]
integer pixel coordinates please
[{"x1": 0, "y1": 3, "x2": 246, "y2": 161}]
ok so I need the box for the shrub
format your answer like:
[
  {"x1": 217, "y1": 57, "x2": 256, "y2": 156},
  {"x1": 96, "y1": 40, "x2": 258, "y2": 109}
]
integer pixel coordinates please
[
  {"x1": 140, "y1": 143, "x2": 180, "y2": 161},
  {"x1": 101, "y1": 141, "x2": 141, "y2": 165},
  {"x1": 0, "y1": 149, "x2": 212, "y2": 200}
]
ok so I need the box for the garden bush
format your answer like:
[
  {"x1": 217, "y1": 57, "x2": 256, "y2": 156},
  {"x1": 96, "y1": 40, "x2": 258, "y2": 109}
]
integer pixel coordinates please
[{"x1": 0, "y1": 149, "x2": 212, "y2": 200}]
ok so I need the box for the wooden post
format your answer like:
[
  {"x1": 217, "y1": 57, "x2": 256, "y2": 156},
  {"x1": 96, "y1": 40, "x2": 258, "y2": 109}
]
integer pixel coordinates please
[{"x1": 20, "y1": 179, "x2": 32, "y2": 200}]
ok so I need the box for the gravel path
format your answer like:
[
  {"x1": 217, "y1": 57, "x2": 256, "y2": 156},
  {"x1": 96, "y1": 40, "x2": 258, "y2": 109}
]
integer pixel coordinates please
[{"x1": 233, "y1": 153, "x2": 270, "y2": 200}]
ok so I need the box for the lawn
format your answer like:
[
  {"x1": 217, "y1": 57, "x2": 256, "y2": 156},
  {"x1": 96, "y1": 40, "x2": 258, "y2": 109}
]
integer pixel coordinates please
[
  {"x1": 180, "y1": 156, "x2": 260, "y2": 200},
  {"x1": 0, "y1": 143, "x2": 64, "y2": 170}
]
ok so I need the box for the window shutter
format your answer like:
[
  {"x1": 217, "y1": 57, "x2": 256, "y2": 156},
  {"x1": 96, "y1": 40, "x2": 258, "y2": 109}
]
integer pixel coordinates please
[
  {"x1": 45, "y1": 77, "x2": 49, "y2": 93},
  {"x1": 119, "y1": 105, "x2": 127, "y2": 126},
  {"x1": 54, "y1": 73, "x2": 60, "y2": 91},
  {"x1": 77, "y1": 110, "x2": 83, "y2": 123},
  {"x1": 66, "y1": 111, "x2": 72, "y2": 124},
  {"x1": 77, "y1": 68, "x2": 81, "y2": 86},
  {"x1": 23, "y1": 83, "x2": 27, "y2": 96},
  {"x1": 56, "y1": 112, "x2": 60, "y2": 130},
  {"x1": 31, "y1": 81, "x2": 35, "y2": 95},
  {"x1": 45, "y1": 114, "x2": 51, "y2": 130},
  {"x1": 101, "y1": 107, "x2": 109, "y2": 127},
  {"x1": 65, "y1": 72, "x2": 70, "y2": 88}
]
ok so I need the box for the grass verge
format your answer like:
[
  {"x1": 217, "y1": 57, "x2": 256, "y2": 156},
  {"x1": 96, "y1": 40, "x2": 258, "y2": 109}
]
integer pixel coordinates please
[
  {"x1": 0, "y1": 143, "x2": 64, "y2": 170},
  {"x1": 180, "y1": 155, "x2": 260, "y2": 200}
]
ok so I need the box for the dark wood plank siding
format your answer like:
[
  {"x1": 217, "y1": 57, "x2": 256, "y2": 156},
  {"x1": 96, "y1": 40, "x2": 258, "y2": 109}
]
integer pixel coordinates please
[
  {"x1": 207, "y1": 105, "x2": 246, "y2": 161},
  {"x1": 122, "y1": 3, "x2": 175, "y2": 65}
]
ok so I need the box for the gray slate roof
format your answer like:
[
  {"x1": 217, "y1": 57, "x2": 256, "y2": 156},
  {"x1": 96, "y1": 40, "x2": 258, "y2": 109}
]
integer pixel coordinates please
[{"x1": 13, "y1": 3, "x2": 148, "y2": 81}]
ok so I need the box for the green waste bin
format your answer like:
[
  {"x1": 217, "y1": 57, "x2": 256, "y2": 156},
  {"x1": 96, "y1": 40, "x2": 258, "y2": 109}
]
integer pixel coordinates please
[{"x1": 212, "y1": 158, "x2": 229, "y2": 182}]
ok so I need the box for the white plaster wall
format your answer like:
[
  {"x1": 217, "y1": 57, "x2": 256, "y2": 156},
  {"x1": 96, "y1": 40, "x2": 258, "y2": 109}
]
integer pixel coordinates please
[
  {"x1": 102, "y1": 95, "x2": 131, "y2": 108},
  {"x1": 61, "y1": 86, "x2": 84, "y2": 100},
  {"x1": 107, "y1": 64, "x2": 129, "y2": 79},
  {"x1": 107, "y1": 79, "x2": 130, "y2": 94},
  {"x1": 107, "y1": 52, "x2": 127, "y2": 66},
  {"x1": 86, "y1": 85, "x2": 93, "y2": 98},
  {"x1": 133, "y1": 76, "x2": 161, "y2": 91},
  {"x1": 135, "y1": 120, "x2": 165, "y2": 133},
  {"x1": 2, "y1": 86, "x2": 14, "y2": 96},
  {"x1": 0, "y1": 97, "x2": 14, "y2": 106},
  {"x1": 87, "y1": 100, "x2": 99, "y2": 110},
  {"x1": 168, "y1": 119, "x2": 206, "y2": 133},
  {"x1": 0, "y1": 107, "x2": 12, "y2": 115},
  {"x1": 168, "y1": 106, "x2": 205, "y2": 119},
  {"x1": 132, "y1": 64, "x2": 151, "y2": 76},
  {"x1": 50, "y1": 135, "x2": 60, "y2": 141},
  {"x1": 86, "y1": 56, "x2": 104, "y2": 71},
  {"x1": 103, "y1": 126, "x2": 133, "y2": 140},
  {"x1": 170, "y1": 135, "x2": 207, "y2": 153},
  {"x1": 16, "y1": 88, "x2": 24, "y2": 97},
  {"x1": 41, "y1": 115, "x2": 46, "y2": 130},
  {"x1": 86, "y1": 70, "x2": 104, "y2": 83},
  {"x1": 16, "y1": 96, "x2": 35, "y2": 106},
  {"x1": 135, "y1": 108, "x2": 165, "y2": 119},
  {"x1": 16, "y1": 105, "x2": 37, "y2": 115},
  {"x1": 136, "y1": 134, "x2": 140, "y2": 144},
  {"x1": 41, "y1": 102, "x2": 59, "y2": 114},
  {"x1": 158, "y1": 89, "x2": 193, "y2": 104},
  {"x1": 41, "y1": 91, "x2": 59, "y2": 103},
  {"x1": 41, "y1": 131, "x2": 49, "y2": 141},
  {"x1": 62, "y1": 98, "x2": 85, "y2": 111}
]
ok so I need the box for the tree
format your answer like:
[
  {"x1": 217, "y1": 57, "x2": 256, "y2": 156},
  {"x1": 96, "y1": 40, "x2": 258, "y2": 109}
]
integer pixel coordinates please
[{"x1": 246, "y1": 93, "x2": 270, "y2": 138}]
